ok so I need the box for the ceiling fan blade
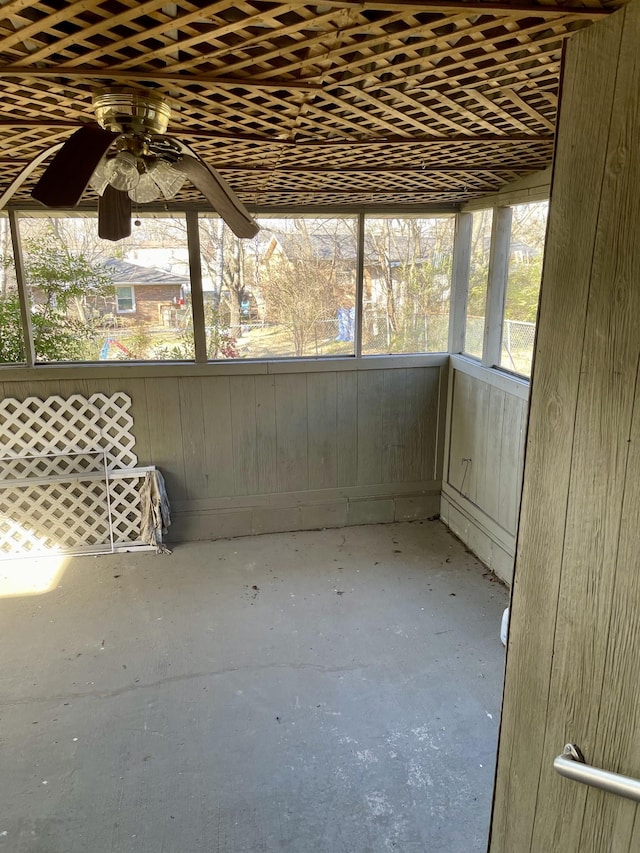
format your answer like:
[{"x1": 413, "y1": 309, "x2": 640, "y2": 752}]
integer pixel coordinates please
[
  {"x1": 98, "y1": 185, "x2": 131, "y2": 241},
  {"x1": 32, "y1": 123, "x2": 117, "y2": 207},
  {"x1": 175, "y1": 153, "x2": 259, "y2": 239}
]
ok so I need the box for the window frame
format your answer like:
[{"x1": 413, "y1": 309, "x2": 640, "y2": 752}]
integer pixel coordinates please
[
  {"x1": 0, "y1": 199, "x2": 547, "y2": 377},
  {"x1": 453, "y1": 197, "x2": 549, "y2": 381}
]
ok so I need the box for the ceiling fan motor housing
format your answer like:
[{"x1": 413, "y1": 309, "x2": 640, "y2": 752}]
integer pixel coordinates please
[{"x1": 92, "y1": 88, "x2": 171, "y2": 136}]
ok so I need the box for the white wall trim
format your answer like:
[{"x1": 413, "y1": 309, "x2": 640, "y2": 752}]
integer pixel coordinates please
[
  {"x1": 173, "y1": 480, "x2": 441, "y2": 513},
  {"x1": 441, "y1": 482, "x2": 516, "y2": 553},
  {"x1": 450, "y1": 354, "x2": 530, "y2": 399},
  {"x1": 0, "y1": 353, "x2": 449, "y2": 381},
  {"x1": 441, "y1": 486, "x2": 516, "y2": 585}
]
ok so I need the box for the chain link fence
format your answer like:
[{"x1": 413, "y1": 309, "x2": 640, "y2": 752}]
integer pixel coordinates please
[
  {"x1": 501, "y1": 319, "x2": 536, "y2": 376},
  {"x1": 465, "y1": 316, "x2": 536, "y2": 377},
  {"x1": 362, "y1": 309, "x2": 449, "y2": 354}
]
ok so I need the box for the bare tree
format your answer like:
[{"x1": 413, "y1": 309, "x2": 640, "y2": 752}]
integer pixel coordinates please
[{"x1": 259, "y1": 218, "x2": 357, "y2": 356}]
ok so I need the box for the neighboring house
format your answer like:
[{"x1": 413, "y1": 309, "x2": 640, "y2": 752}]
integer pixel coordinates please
[{"x1": 102, "y1": 258, "x2": 188, "y2": 325}]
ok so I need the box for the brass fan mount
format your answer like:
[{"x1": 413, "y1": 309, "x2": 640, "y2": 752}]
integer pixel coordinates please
[{"x1": 92, "y1": 88, "x2": 171, "y2": 137}]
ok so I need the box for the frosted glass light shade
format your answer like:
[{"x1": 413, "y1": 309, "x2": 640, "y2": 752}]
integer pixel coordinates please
[
  {"x1": 89, "y1": 158, "x2": 110, "y2": 196},
  {"x1": 148, "y1": 159, "x2": 186, "y2": 199},
  {"x1": 104, "y1": 151, "x2": 140, "y2": 192},
  {"x1": 128, "y1": 171, "x2": 161, "y2": 203}
]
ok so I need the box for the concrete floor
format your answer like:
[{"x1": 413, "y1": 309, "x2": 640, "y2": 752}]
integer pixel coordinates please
[{"x1": 0, "y1": 520, "x2": 508, "y2": 853}]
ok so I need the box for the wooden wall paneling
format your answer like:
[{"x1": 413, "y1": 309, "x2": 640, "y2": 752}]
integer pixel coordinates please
[
  {"x1": 483, "y1": 384, "x2": 506, "y2": 522},
  {"x1": 2, "y1": 379, "x2": 58, "y2": 401},
  {"x1": 57, "y1": 377, "x2": 91, "y2": 399},
  {"x1": 306, "y1": 371, "x2": 338, "y2": 491},
  {"x1": 447, "y1": 369, "x2": 471, "y2": 494},
  {"x1": 490, "y1": 9, "x2": 626, "y2": 853},
  {"x1": 201, "y1": 376, "x2": 235, "y2": 499},
  {"x1": 229, "y1": 375, "x2": 258, "y2": 497},
  {"x1": 144, "y1": 377, "x2": 186, "y2": 502},
  {"x1": 497, "y1": 392, "x2": 525, "y2": 534},
  {"x1": 532, "y1": 286, "x2": 640, "y2": 852},
  {"x1": 531, "y1": 9, "x2": 640, "y2": 840},
  {"x1": 336, "y1": 371, "x2": 358, "y2": 488},
  {"x1": 356, "y1": 369, "x2": 384, "y2": 486},
  {"x1": 403, "y1": 367, "x2": 427, "y2": 482},
  {"x1": 470, "y1": 376, "x2": 490, "y2": 506},
  {"x1": 275, "y1": 373, "x2": 309, "y2": 493},
  {"x1": 422, "y1": 366, "x2": 442, "y2": 482},
  {"x1": 381, "y1": 367, "x2": 407, "y2": 483},
  {"x1": 178, "y1": 377, "x2": 209, "y2": 501},
  {"x1": 455, "y1": 372, "x2": 483, "y2": 504},
  {"x1": 254, "y1": 375, "x2": 278, "y2": 495},
  {"x1": 570, "y1": 5, "x2": 640, "y2": 849},
  {"x1": 105, "y1": 377, "x2": 151, "y2": 466}
]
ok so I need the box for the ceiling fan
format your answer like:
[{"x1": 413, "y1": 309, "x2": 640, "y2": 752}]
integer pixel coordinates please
[{"x1": 30, "y1": 88, "x2": 259, "y2": 242}]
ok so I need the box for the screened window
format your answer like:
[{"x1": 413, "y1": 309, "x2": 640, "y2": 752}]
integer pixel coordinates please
[
  {"x1": 18, "y1": 214, "x2": 194, "y2": 362},
  {"x1": 199, "y1": 214, "x2": 358, "y2": 359},
  {"x1": 464, "y1": 209, "x2": 493, "y2": 359},
  {"x1": 361, "y1": 216, "x2": 454, "y2": 354},
  {"x1": 115, "y1": 286, "x2": 135, "y2": 313},
  {"x1": 500, "y1": 201, "x2": 549, "y2": 377}
]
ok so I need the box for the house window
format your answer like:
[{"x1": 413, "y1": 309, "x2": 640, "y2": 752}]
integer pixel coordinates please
[
  {"x1": 116, "y1": 286, "x2": 135, "y2": 313},
  {"x1": 500, "y1": 201, "x2": 549, "y2": 377},
  {"x1": 362, "y1": 215, "x2": 454, "y2": 355}
]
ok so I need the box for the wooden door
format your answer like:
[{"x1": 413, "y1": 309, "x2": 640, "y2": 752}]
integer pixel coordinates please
[{"x1": 490, "y1": 2, "x2": 640, "y2": 852}]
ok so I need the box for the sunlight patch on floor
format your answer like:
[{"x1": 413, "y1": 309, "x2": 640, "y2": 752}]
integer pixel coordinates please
[{"x1": 0, "y1": 553, "x2": 69, "y2": 597}]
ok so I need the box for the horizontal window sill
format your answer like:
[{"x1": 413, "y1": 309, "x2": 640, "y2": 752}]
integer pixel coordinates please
[
  {"x1": 0, "y1": 352, "x2": 449, "y2": 380},
  {"x1": 449, "y1": 353, "x2": 530, "y2": 399}
]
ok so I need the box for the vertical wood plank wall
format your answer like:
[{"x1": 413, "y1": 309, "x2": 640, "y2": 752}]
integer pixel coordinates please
[
  {"x1": 491, "y1": 3, "x2": 640, "y2": 851},
  {"x1": 440, "y1": 359, "x2": 528, "y2": 585},
  {"x1": 0, "y1": 364, "x2": 444, "y2": 542}
]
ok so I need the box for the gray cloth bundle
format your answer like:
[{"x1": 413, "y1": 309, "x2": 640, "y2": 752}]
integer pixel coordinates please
[{"x1": 140, "y1": 469, "x2": 172, "y2": 554}]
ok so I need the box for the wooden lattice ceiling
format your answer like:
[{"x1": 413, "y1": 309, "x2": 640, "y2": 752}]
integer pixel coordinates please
[{"x1": 0, "y1": 0, "x2": 621, "y2": 209}]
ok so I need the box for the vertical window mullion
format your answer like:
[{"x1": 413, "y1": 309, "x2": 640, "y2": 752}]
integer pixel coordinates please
[
  {"x1": 354, "y1": 211, "x2": 365, "y2": 358},
  {"x1": 482, "y1": 205, "x2": 512, "y2": 368},
  {"x1": 186, "y1": 210, "x2": 208, "y2": 364},
  {"x1": 9, "y1": 210, "x2": 35, "y2": 367},
  {"x1": 448, "y1": 211, "x2": 472, "y2": 355}
]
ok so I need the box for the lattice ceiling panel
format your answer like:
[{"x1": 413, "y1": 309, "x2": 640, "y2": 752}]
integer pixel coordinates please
[{"x1": 0, "y1": 0, "x2": 622, "y2": 208}]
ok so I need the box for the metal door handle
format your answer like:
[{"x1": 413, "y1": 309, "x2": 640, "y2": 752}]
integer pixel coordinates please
[{"x1": 554, "y1": 744, "x2": 640, "y2": 802}]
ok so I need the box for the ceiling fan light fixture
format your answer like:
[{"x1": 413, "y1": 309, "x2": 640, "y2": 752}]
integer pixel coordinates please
[
  {"x1": 103, "y1": 150, "x2": 140, "y2": 192},
  {"x1": 88, "y1": 156, "x2": 110, "y2": 196},
  {"x1": 128, "y1": 170, "x2": 162, "y2": 204},
  {"x1": 147, "y1": 159, "x2": 186, "y2": 199}
]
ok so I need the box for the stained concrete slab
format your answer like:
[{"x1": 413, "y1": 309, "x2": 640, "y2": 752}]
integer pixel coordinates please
[{"x1": 0, "y1": 520, "x2": 508, "y2": 853}]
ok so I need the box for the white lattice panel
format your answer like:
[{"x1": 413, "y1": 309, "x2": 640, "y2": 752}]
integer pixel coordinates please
[
  {"x1": 0, "y1": 479, "x2": 111, "y2": 555},
  {"x1": 109, "y1": 477, "x2": 144, "y2": 544},
  {"x1": 0, "y1": 392, "x2": 150, "y2": 558},
  {"x1": 0, "y1": 473, "x2": 147, "y2": 557},
  {"x1": 0, "y1": 392, "x2": 137, "y2": 479}
]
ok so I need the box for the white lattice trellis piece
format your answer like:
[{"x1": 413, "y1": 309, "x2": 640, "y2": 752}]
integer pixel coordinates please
[
  {"x1": 88, "y1": 392, "x2": 137, "y2": 469},
  {"x1": 0, "y1": 479, "x2": 112, "y2": 555},
  {"x1": 109, "y1": 476, "x2": 145, "y2": 544},
  {"x1": 0, "y1": 470, "x2": 152, "y2": 557},
  {"x1": 0, "y1": 393, "x2": 137, "y2": 478}
]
